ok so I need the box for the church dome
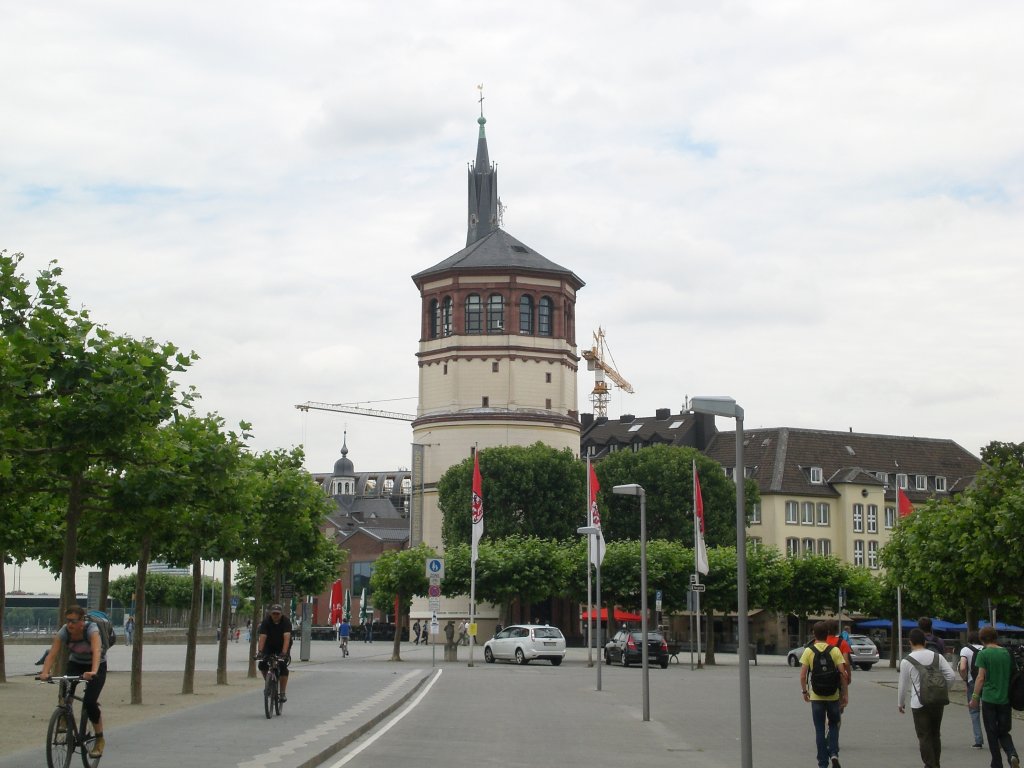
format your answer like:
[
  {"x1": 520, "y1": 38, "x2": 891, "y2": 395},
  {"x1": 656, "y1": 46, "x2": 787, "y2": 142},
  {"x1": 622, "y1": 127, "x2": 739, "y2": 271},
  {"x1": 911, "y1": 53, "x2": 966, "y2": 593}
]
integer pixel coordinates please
[{"x1": 333, "y1": 436, "x2": 355, "y2": 477}]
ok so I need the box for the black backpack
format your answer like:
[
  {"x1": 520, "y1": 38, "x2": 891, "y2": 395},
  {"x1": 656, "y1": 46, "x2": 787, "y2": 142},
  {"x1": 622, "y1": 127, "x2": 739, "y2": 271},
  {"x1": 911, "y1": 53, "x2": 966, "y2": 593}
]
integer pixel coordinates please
[
  {"x1": 1009, "y1": 647, "x2": 1024, "y2": 711},
  {"x1": 809, "y1": 644, "x2": 841, "y2": 696},
  {"x1": 964, "y1": 644, "x2": 980, "y2": 681}
]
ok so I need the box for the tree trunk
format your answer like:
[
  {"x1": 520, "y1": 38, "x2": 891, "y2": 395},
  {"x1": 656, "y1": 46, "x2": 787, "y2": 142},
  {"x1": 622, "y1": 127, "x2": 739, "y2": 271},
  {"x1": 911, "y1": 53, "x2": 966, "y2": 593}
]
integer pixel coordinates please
[
  {"x1": 704, "y1": 611, "x2": 717, "y2": 665},
  {"x1": 390, "y1": 592, "x2": 403, "y2": 662},
  {"x1": 217, "y1": 560, "x2": 232, "y2": 685},
  {"x1": 60, "y1": 473, "x2": 85, "y2": 619},
  {"x1": 248, "y1": 564, "x2": 263, "y2": 678},
  {"x1": 131, "y1": 536, "x2": 151, "y2": 705},
  {"x1": 0, "y1": 557, "x2": 7, "y2": 683},
  {"x1": 182, "y1": 553, "x2": 202, "y2": 694}
]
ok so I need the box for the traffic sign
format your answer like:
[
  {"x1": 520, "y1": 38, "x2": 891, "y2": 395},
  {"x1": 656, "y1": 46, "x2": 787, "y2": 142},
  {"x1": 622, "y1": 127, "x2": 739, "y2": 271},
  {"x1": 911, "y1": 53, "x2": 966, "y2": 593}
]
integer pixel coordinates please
[
  {"x1": 690, "y1": 583, "x2": 706, "y2": 592},
  {"x1": 427, "y1": 584, "x2": 441, "y2": 598},
  {"x1": 426, "y1": 558, "x2": 444, "y2": 579}
]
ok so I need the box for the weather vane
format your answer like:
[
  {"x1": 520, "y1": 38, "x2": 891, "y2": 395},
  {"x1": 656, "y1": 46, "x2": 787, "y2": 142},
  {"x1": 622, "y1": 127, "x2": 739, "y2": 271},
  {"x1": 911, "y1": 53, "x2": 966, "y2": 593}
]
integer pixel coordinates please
[{"x1": 477, "y1": 83, "x2": 485, "y2": 117}]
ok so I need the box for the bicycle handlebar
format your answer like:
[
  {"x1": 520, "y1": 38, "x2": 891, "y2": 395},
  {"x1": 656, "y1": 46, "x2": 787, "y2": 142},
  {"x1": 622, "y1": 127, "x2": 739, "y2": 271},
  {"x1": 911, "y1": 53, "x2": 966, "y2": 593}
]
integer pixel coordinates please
[{"x1": 37, "y1": 675, "x2": 89, "y2": 684}]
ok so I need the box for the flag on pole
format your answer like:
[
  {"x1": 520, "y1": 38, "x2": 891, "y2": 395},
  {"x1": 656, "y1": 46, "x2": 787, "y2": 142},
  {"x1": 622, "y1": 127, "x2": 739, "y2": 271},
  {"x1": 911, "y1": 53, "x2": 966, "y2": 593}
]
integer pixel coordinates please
[
  {"x1": 471, "y1": 451, "x2": 484, "y2": 563},
  {"x1": 897, "y1": 487, "x2": 914, "y2": 517},
  {"x1": 694, "y1": 465, "x2": 710, "y2": 575},
  {"x1": 588, "y1": 461, "x2": 606, "y2": 566},
  {"x1": 330, "y1": 579, "x2": 343, "y2": 624}
]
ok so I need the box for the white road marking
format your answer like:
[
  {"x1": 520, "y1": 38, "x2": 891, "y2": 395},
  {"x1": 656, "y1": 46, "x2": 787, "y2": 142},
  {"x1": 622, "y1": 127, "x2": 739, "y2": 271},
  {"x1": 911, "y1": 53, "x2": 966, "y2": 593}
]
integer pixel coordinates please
[{"x1": 322, "y1": 668, "x2": 443, "y2": 768}]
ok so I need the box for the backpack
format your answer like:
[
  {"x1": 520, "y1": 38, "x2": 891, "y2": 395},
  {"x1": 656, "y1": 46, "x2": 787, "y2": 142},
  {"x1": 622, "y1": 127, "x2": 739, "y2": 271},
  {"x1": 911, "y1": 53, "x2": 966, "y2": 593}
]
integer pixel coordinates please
[
  {"x1": 964, "y1": 644, "x2": 980, "y2": 681},
  {"x1": 85, "y1": 610, "x2": 117, "y2": 654},
  {"x1": 907, "y1": 652, "x2": 949, "y2": 706},
  {"x1": 1009, "y1": 647, "x2": 1024, "y2": 711},
  {"x1": 924, "y1": 634, "x2": 943, "y2": 654},
  {"x1": 809, "y1": 644, "x2": 841, "y2": 696}
]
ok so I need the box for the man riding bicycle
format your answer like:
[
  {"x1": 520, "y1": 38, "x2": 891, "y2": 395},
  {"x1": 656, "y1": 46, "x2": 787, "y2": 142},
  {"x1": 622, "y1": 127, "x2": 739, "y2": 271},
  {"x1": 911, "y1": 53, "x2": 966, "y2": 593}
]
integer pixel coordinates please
[
  {"x1": 339, "y1": 617, "x2": 351, "y2": 656},
  {"x1": 38, "y1": 606, "x2": 107, "y2": 758},
  {"x1": 256, "y1": 604, "x2": 292, "y2": 702}
]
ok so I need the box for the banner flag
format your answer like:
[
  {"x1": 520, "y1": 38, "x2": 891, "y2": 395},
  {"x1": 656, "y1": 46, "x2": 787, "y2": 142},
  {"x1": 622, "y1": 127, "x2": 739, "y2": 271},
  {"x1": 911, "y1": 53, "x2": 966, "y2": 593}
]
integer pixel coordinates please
[
  {"x1": 694, "y1": 465, "x2": 710, "y2": 575},
  {"x1": 588, "y1": 461, "x2": 606, "y2": 566},
  {"x1": 471, "y1": 451, "x2": 484, "y2": 562}
]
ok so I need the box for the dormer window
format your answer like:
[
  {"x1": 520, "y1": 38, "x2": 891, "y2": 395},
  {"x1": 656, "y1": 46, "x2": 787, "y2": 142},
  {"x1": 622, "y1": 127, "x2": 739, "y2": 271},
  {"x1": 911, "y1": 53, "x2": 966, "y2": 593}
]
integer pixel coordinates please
[
  {"x1": 935, "y1": 476, "x2": 947, "y2": 492},
  {"x1": 809, "y1": 466, "x2": 823, "y2": 484},
  {"x1": 915, "y1": 474, "x2": 927, "y2": 491}
]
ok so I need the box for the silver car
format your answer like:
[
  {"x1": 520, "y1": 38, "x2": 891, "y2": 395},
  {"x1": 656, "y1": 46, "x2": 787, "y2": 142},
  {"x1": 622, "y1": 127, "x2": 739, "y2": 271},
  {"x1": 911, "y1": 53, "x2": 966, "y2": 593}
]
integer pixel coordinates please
[
  {"x1": 483, "y1": 624, "x2": 566, "y2": 666},
  {"x1": 787, "y1": 633, "x2": 880, "y2": 671}
]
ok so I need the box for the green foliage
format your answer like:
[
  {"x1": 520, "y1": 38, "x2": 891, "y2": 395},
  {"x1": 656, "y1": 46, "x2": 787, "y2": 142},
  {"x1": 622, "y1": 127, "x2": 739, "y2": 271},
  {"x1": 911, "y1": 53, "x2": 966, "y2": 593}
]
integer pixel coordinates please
[
  {"x1": 368, "y1": 543, "x2": 437, "y2": 614},
  {"x1": 595, "y1": 445, "x2": 758, "y2": 547},
  {"x1": 109, "y1": 572, "x2": 218, "y2": 612},
  {"x1": 437, "y1": 443, "x2": 585, "y2": 548}
]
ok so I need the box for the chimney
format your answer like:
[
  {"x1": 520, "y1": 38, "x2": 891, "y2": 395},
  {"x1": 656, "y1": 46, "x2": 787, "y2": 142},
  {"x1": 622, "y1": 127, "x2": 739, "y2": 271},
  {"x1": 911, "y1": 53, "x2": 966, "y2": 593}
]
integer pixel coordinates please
[
  {"x1": 655, "y1": 408, "x2": 670, "y2": 420},
  {"x1": 619, "y1": 414, "x2": 635, "y2": 423},
  {"x1": 580, "y1": 413, "x2": 594, "y2": 430}
]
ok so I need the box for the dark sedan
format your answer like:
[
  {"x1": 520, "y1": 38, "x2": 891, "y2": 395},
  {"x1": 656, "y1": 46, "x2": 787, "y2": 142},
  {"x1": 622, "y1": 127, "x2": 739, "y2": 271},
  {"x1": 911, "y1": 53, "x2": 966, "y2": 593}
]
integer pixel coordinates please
[{"x1": 604, "y1": 629, "x2": 670, "y2": 669}]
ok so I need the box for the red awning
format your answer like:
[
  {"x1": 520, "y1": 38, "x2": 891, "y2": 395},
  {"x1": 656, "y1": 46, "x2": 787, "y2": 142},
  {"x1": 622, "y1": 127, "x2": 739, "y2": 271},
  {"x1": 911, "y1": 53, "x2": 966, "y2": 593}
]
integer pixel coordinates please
[{"x1": 580, "y1": 607, "x2": 642, "y2": 622}]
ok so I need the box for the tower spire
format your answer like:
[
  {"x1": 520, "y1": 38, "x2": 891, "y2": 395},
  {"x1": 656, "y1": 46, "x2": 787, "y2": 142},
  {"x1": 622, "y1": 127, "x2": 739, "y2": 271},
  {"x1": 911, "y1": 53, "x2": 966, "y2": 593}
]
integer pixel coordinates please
[{"x1": 467, "y1": 84, "x2": 499, "y2": 245}]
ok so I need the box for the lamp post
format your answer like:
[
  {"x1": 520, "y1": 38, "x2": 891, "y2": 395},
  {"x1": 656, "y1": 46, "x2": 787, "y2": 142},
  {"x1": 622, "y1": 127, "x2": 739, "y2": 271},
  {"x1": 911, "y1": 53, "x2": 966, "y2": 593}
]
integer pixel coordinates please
[
  {"x1": 578, "y1": 525, "x2": 603, "y2": 691},
  {"x1": 612, "y1": 483, "x2": 649, "y2": 721},
  {"x1": 689, "y1": 396, "x2": 752, "y2": 768}
]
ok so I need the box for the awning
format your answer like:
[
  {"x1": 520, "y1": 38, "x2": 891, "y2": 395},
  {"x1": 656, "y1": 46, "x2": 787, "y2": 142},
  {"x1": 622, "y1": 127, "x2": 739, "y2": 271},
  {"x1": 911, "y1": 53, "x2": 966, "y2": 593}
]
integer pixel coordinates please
[{"x1": 580, "y1": 607, "x2": 642, "y2": 622}]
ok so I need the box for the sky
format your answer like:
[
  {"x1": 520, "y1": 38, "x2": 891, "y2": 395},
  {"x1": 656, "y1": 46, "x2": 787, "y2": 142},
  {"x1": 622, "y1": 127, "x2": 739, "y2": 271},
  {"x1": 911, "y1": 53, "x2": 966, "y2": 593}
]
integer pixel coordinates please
[{"x1": 4, "y1": 3, "x2": 1022, "y2": 592}]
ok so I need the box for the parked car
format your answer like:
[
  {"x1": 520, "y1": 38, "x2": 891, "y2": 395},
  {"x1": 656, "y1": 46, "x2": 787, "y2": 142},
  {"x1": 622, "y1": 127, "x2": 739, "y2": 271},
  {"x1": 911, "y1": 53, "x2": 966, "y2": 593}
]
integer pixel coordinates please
[
  {"x1": 483, "y1": 624, "x2": 566, "y2": 666},
  {"x1": 604, "y1": 629, "x2": 670, "y2": 669},
  {"x1": 786, "y1": 634, "x2": 880, "y2": 670}
]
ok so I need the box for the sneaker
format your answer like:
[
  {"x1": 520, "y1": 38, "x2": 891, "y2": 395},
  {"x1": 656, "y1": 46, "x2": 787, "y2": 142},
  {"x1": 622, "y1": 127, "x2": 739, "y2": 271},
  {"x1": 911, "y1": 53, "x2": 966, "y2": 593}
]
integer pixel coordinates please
[
  {"x1": 973, "y1": 743, "x2": 984, "y2": 749},
  {"x1": 279, "y1": 694, "x2": 287, "y2": 703},
  {"x1": 1009, "y1": 755, "x2": 1019, "y2": 768},
  {"x1": 830, "y1": 757, "x2": 841, "y2": 768},
  {"x1": 88, "y1": 735, "x2": 105, "y2": 758}
]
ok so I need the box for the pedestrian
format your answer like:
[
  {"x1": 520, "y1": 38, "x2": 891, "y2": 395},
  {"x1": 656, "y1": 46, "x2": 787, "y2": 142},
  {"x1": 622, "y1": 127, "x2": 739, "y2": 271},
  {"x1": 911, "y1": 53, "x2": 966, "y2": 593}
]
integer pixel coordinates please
[
  {"x1": 918, "y1": 617, "x2": 947, "y2": 656},
  {"x1": 825, "y1": 619, "x2": 853, "y2": 686},
  {"x1": 420, "y1": 621, "x2": 429, "y2": 645},
  {"x1": 898, "y1": 627, "x2": 956, "y2": 768},
  {"x1": 800, "y1": 620, "x2": 849, "y2": 768},
  {"x1": 458, "y1": 620, "x2": 469, "y2": 646},
  {"x1": 245, "y1": 618, "x2": 252, "y2": 643},
  {"x1": 960, "y1": 630, "x2": 985, "y2": 749},
  {"x1": 969, "y1": 625, "x2": 1021, "y2": 768},
  {"x1": 339, "y1": 617, "x2": 350, "y2": 656},
  {"x1": 413, "y1": 620, "x2": 421, "y2": 645},
  {"x1": 234, "y1": 627, "x2": 241, "y2": 643},
  {"x1": 124, "y1": 615, "x2": 134, "y2": 646}
]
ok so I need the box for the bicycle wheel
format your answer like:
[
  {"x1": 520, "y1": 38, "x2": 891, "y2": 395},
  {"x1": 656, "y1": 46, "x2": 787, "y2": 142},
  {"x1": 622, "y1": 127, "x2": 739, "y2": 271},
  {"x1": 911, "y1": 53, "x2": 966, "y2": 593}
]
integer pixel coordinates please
[
  {"x1": 274, "y1": 683, "x2": 283, "y2": 716},
  {"x1": 46, "y1": 708, "x2": 73, "y2": 768},
  {"x1": 263, "y1": 675, "x2": 275, "y2": 719},
  {"x1": 79, "y1": 706, "x2": 101, "y2": 767}
]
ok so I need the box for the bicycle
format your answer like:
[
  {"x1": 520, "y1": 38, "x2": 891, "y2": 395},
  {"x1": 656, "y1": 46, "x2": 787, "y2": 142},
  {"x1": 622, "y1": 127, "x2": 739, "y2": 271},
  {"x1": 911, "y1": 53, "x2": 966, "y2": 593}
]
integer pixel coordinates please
[
  {"x1": 256, "y1": 654, "x2": 286, "y2": 718},
  {"x1": 39, "y1": 675, "x2": 102, "y2": 768}
]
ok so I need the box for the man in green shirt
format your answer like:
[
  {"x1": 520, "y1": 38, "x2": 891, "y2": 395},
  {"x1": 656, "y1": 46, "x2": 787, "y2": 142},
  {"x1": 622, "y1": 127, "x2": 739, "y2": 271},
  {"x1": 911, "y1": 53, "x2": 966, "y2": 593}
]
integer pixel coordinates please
[{"x1": 969, "y1": 626, "x2": 1019, "y2": 768}]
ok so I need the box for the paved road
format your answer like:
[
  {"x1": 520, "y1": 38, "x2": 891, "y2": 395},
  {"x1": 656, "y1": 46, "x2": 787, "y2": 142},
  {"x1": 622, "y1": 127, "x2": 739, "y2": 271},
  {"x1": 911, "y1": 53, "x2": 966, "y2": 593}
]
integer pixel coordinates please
[{"x1": 3, "y1": 642, "x2": 991, "y2": 768}]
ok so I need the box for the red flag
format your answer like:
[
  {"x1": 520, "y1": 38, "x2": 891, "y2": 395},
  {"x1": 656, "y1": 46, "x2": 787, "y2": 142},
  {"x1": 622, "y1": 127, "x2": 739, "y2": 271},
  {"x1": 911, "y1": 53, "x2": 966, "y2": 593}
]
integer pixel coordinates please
[
  {"x1": 588, "y1": 462, "x2": 605, "y2": 566},
  {"x1": 471, "y1": 451, "x2": 484, "y2": 562},
  {"x1": 897, "y1": 487, "x2": 913, "y2": 517},
  {"x1": 329, "y1": 579, "x2": 343, "y2": 625},
  {"x1": 694, "y1": 465, "x2": 709, "y2": 575}
]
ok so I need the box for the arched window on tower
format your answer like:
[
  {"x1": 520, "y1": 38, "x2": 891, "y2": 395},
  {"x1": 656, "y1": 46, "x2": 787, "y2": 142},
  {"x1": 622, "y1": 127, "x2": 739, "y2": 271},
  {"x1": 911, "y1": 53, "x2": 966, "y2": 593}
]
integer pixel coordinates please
[
  {"x1": 441, "y1": 297, "x2": 453, "y2": 337},
  {"x1": 429, "y1": 299, "x2": 439, "y2": 339},
  {"x1": 519, "y1": 295, "x2": 534, "y2": 335},
  {"x1": 465, "y1": 294, "x2": 482, "y2": 334},
  {"x1": 487, "y1": 294, "x2": 504, "y2": 333},
  {"x1": 538, "y1": 296, "x2": 553, "y2": 336}
]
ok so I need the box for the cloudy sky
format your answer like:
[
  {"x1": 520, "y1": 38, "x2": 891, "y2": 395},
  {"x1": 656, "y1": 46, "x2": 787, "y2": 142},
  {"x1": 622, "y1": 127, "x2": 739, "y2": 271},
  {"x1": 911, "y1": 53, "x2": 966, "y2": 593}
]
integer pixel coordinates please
[{"x1": 4, "y1": 3, "x2": 1022, "y2": 589}]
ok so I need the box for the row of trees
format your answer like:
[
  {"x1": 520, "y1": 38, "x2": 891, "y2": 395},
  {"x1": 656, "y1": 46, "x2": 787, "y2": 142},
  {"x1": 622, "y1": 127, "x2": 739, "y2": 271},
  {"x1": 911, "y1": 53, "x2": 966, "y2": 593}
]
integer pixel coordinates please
[{"x1": 0, "y1": 252, "x2": 342, "y2": 690}]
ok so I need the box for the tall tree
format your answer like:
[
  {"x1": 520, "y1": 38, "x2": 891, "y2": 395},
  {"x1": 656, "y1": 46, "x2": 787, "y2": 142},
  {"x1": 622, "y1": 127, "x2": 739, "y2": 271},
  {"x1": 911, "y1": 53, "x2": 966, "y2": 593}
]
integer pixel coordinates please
[{"x1": 369, "y1": 543, "x2": 436, "y2": 661}]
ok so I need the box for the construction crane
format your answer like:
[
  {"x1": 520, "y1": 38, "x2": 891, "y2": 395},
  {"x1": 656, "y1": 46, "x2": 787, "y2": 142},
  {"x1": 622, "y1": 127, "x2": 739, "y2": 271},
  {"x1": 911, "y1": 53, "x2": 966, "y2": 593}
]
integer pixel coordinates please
[
  {"x1": 580, "y1": 327, "x2": 634, "y2": 418},
  {"x1": 295, "y1": 401, "x2": 416, "y2": 422}
]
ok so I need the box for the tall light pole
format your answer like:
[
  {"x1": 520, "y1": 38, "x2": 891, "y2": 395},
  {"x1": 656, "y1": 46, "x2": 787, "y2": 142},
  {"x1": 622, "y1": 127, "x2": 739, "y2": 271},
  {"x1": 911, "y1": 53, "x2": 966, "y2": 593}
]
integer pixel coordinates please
[
  {"x1": 689, "y1": 396, "x2": 751, "y2": 768},
  {"x1": 612, "y1": 483, "x2": 649, "y2": 721},
  {"x1": 578, "y1": 525, "x2": 603, "y2": 691}
]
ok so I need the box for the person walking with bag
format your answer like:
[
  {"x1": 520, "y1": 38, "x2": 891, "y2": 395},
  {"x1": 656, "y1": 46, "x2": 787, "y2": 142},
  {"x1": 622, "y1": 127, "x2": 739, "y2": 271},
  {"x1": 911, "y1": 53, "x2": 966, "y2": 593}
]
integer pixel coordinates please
[
  {"x1": 898, "y1": 628, "x2": 957, "y2": 768},
  {"x1": 800, "y1": 621, "x2": 849, "y2": 768},
  {"x1": 970, "y1": 626, "x2": 1021, "y2": 768},
  {"x1": 960, "y1": 630, "x2": 985, "y2": 749}
]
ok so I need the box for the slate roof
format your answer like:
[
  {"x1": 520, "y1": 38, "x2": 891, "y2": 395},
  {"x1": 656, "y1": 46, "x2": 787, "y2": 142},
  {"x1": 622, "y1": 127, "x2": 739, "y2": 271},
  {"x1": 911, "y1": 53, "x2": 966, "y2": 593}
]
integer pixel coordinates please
[
  {"x1": 580, "y1": 410, "x2": 717, "y2": 458},
  {"x1": 411, "y1": 228, "x2": 584, "y2": 289},
  {"x1": 702, "y1": 427, "x2": 983, "y2": 502}
]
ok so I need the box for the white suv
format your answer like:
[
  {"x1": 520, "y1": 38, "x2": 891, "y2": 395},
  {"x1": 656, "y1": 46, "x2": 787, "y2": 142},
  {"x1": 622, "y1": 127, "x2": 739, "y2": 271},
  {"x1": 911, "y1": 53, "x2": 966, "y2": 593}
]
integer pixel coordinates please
[{"x1": 483, "y1": 624, "x2": 566, "y2": 666}]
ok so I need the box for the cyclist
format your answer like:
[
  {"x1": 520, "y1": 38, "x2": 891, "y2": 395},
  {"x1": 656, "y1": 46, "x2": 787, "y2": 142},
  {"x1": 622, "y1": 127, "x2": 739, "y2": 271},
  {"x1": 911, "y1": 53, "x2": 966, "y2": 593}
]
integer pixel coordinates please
[
  {"x1": 256, "y1": 604, "x2": 292, "y2": 702},
  {"x1": 38, "y1": 605, "x2": 107, "y2": 758},
  {"x1": 339, "y1": 617, "x2": 351, "y2": 656}
]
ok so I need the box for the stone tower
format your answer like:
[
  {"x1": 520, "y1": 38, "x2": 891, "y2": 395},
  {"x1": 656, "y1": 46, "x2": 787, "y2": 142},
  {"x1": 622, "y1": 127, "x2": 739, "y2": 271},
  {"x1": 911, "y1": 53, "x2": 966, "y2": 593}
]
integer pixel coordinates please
[{"x1": 409, "y1": 112, "x2": 585, "y2": 566}]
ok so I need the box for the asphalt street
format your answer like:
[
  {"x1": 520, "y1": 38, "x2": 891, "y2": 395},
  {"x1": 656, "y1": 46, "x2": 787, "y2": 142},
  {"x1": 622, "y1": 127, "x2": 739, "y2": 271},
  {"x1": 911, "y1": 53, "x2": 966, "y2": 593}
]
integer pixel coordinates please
[{"x1": 1, "y1": 640, "x2": 998, "y2": 768}]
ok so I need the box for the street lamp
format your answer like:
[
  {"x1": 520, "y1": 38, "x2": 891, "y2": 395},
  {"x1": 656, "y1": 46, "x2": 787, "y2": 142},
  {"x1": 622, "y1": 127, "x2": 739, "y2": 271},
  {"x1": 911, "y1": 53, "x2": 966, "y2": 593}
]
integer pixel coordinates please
[
  {"x1": 612, "y1": 482, "x2": 649, "y2": 722},
  {"x1": 689, "y1": 396, "x2": 751, "y2": 768},
  {"x1": 578, "y1": 525, "x2": 603, "y2": 692}
]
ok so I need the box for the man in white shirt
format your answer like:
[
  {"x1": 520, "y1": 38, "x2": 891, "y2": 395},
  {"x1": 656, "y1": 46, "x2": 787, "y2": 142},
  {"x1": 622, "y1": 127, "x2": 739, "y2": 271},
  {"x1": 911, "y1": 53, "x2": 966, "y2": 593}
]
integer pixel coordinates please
[
  {"x1": 960, "y1": 630, "x2": 985, "y2": 749},
  {"x1": 898, "y1": 628, "x2": 957, "y2": 768}
]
